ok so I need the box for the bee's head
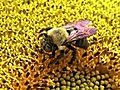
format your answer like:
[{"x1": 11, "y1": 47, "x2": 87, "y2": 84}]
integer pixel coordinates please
[{"x1": 41, "y1": 36, "x2": 58, "y2": 52}]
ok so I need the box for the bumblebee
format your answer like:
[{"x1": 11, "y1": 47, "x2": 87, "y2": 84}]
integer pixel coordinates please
[{"x1": 38, "y1": 20, "x2": 96, "y2": 64}]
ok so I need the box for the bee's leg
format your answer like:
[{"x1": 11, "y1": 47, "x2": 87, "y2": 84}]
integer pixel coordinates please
[
  {"x1": 38, "y1": 48, "x2": 46, "y2": 63},
  {"x1": 48, "y1": 50, "x2": 72, "y2": 72},
  {"x1": 76, "y1": 48, "x2": 85, "y2": 63},
  {"x1": 49, "y1": 51, "x2": 56, "y2": 58},
  {"x1": 38, "y1": 47, "x2": 53, "y2": 63},
  {"x1": 38, "y1": 48, "x2": 43, "y2": 53},
  {"x1": 48, "y1": 44, "x2": 58, "y2": 58},
  {"x1": 66, "y1": 44, "x2": 77, "y2": 64},
  {"x1": 48, "y1": 50, "x2": 65, "y2": 65}
]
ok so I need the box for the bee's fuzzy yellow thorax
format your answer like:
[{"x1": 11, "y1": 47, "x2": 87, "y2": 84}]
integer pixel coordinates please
[{"x1": 47, "y1": 27, "x2": 69, "y2": 46}]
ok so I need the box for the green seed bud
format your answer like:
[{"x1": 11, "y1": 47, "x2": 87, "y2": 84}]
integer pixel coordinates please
[
  {"x1": 76, "y1": 80, "x2": 81, "y2": 85},
  {"x1": 91, "y1": 77, "x2": 97, "y2": 83},
  {"x1": 95, "y1": 70, "x2": 100, "y2": 75},
  {"x1": 46, "y1": 87, "x2": 50, "y2": 90},
  {"x1": 108, "y1": 78, "x2": 114, "y2": 83},
  {"x1": 83, "y1": 82, "x2": 87, "y2": 86},
  {"x1": 54, "y1": 77, "x2": 58, "y2": 82},
  {"x1": 81, "y1": 78, "x2": 86, "y2": 83},
  {"x1": 95, "y1": 81, "x2": 100, "y2": 85},
  {"x1": 100, "y1": 80, "x2": 105, "y2": 85},
  {"x1": 76, "y1": 71, "x2": 80, "y2": 75},
  {"x1": 100, "y1": 85, "x2": 105, "y2": 90},
  {"x1": 101, "y1": 75, "x2": 105, "y2": 79},
  {"x1": 104, "y1": 74, "x2": 109, "y2": 79},
  {"x1": 85, "y1": 75, "x2": 90, "y2": 79},
  {"x1": 62, "y1": 74, "x2": 67, "y2": 78},
  {"x1": 66, "y1": 86, "x2": 70, "y2": 90},
  {"x1": 66, "y1": 66, "x2": 71, "y2": 71},
  {"x1": 91, "y1": 71, "x2": 96, "y2": 76},
  {"x1": 61, "y1": 86, "x2": 66, "y2": 90},
  {"x1": 85, "y1": 86, "x2": 89, "y2": 90},
  {"x1": 80, "y1": 84, "x2": 85, "y2": 88},
  {"x1": 66, "y1": 81, "x2": 71, "y2": 86},
  {"x1": 104, "y1": 80, "x2": 109, "y2": 85},
  {"x1": 56, "y1": 88, "x2": 60, "y2": 90},
  {"x1": 94, "y1": 85, "x2": 99, "y2": 90},
  {"x1": 86, "y1": 80, "x2": 91, "y2": 83},
  {"x1": 85, "y1": 69, "x2": 90, "y2": 74},
  {"x1": 81, "y1": 88, "x2": 85, "y2": 90},
  {"x1": 106, "y1": 84, "x2": 111, "y2": 88},
  {"x1": 89, "y1": 87, "x2": 93, "y2": 90},
  {"x1": 57, "y1": 73, "x2": 61, "y2": 78},
  {"x1": 51, "y1": 89, "x2": 55, "y2": 90},
  {"x1": 59, "y1": 78, "x2": 64, "y2": 81},
  {"x1": 96, "y1": 75, "x2": 101, "y2": 80},
  {"x1": 89, "y1": 82, "x2": 94, "y2": 87},
  {"x1": 66, "y1": 76, "x2": 70, "y2": 80},
  {"x1": 70, "y1": 77, "x2": 75, "y2": 82},
  {"x1": 61, "y1": 80, "x2": 66, "y2": 85},
  {"x1": 79, "y1": 75, "x2": 84, "y2": 79},
  {"x1": 71, "y1": 82, "x2": 76, "y2": 87},
  {"x1": 71, "y1": 87, "x2": 76, "y2": 90},
  {"x1": 81, "y1": 71, "x2": 85, "y2": 75},
  {"x1": 74, "y1": 74, "x2": 79, "y2": 80},
  {"x1": 56, "y1": 82, "x2": 60, "y2": 86},
  {"x1": 76, "y1": 86, "x2": 80, "y2": 90}
]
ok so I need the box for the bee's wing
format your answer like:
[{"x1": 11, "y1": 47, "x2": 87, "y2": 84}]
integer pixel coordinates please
[
  {"x1": 63, "y1": 20, "x2": 91, "y2": 29},
  {"x1": 74, "y1": 20, "x2": 91, "y2": 27},
  {"x1": 75, "y1": 28, "x2": 96, "y2": 39},
  {"x1": 64, "y1": 27, "x2": 96, "y2": 44},
  {"x1": 63, "y1": 20, "x2": 96, "y2": 44}
]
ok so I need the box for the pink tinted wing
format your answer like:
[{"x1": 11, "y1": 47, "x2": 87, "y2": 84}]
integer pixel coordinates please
[
  {"x1": 63, "y1": 20, "x2": 96, "y2": 44},
  {"x1": 65, "y1": 27, "x2": 96, "y2": 43},
  {"x1": 76, "y1": 20, "x2": 91, "y2": 27},
  {"x1": 72, "y1": 20, "x2": 91, "y2": 29},
  {"x1": 76, "y1": 28, "x2": 96, "y2": 39},
  {"x1": 86, "y1": 28, "x2": 96, "y2": 36},
  {"x1": 64, "y1": 20, "x2": 90, "y2": 27}
]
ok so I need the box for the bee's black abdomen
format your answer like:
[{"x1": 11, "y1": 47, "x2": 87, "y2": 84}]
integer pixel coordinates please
[{"x1": 75, "y1": 38, "x2": 89, "y2": 49}]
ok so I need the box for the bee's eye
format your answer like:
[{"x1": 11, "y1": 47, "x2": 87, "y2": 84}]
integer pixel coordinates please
[
  {"x1": 44, "y1": 44, "x2": 52, "y2": 52},
  {"x1": 44, "y1": 43, "x2": 58, "y2": 52}
]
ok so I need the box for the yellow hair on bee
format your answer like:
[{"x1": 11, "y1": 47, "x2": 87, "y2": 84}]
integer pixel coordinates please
[{"x1": 47, "y1": 27, "x2": 69, "y2": 47}]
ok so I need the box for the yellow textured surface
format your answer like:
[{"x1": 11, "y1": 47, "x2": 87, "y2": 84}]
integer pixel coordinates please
[{"x1": 0, "y1": 0, "x2": 120, "y2": 89}]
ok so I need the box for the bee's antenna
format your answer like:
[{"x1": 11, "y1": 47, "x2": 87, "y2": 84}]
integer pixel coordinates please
[{"x1": 37, "y1": 27, "x2": 53, "y2": 33}]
